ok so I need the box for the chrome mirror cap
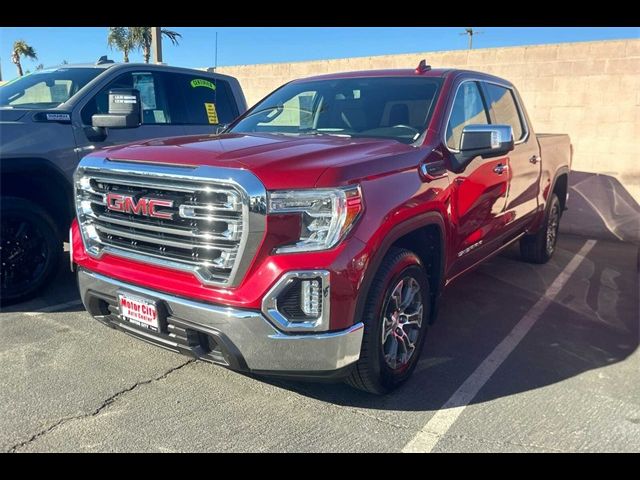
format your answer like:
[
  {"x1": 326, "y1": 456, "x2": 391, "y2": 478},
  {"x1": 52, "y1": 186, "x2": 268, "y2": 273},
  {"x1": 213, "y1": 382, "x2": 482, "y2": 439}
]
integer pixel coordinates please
[{"x1": 460, "y1": 124, "x2": 514, "y2": 152}]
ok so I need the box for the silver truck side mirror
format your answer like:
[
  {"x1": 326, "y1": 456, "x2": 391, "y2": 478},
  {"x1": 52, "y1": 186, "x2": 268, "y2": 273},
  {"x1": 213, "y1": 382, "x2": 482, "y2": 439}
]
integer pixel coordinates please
[
  {"x1": 92, "y1": 88, "x2": 142, "y2": 129},
  {"x1": 460, "y1": 124, "x2": 514, "y2": 158}
]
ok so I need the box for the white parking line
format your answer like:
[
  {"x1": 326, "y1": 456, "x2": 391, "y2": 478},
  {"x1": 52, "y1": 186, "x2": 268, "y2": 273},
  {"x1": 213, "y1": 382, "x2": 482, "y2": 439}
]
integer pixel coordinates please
[
  {"x1": 402, "y1": 239, "x2": 597, "y2": 453},
  {"x1": 24, "y1": 300, "x2": 84, "y2": 316}
]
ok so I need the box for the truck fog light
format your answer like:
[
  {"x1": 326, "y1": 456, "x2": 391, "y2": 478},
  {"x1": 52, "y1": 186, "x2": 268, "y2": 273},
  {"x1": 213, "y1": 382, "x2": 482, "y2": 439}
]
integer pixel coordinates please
[
  {"x1": 262, "y1": 270, "x2": 330, "y2": 332},
  {"x1": 301, "y1": 279, "x2": 321, "y2": 317}
]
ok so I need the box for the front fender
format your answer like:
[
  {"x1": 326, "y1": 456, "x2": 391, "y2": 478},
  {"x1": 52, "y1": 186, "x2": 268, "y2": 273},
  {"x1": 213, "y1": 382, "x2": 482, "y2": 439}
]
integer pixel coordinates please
[{"x1": 350, "y1": 167, "x2": 450, "y2": 326}]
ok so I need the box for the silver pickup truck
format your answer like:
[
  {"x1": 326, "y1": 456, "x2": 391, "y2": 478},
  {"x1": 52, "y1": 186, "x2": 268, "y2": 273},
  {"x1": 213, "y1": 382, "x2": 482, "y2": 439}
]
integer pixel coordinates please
[{"x1": 0, "y1": 58, "x2": 247, "y2": 304}]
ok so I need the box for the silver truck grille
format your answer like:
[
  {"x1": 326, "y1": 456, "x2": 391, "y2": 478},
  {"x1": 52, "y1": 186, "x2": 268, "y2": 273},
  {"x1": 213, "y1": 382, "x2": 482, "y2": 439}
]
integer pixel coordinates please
[{"x1": 75, "y1": 158, "x2": 267, "y2": 287}]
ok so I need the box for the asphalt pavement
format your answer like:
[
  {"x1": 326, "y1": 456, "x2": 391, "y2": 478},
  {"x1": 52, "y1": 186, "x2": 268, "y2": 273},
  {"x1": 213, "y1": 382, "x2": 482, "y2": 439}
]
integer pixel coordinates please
[{"x1": 1, "y1": 234, "x2": 638, "y2": 452}]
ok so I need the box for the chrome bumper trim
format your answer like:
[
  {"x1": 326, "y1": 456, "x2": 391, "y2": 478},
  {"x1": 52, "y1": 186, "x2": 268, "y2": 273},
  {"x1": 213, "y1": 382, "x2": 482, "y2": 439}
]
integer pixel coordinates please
[{"x1": 77, "y1": 269, "x2": 363, "y2": 372}]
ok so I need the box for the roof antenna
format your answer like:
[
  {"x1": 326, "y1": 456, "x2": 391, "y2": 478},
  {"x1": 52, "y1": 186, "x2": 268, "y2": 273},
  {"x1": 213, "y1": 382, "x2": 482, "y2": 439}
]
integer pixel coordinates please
[
  {"x1": 415, "y1": 59, "x2": 431, "y2": 74},
  {"x1": 95, "y1": 55, "x2": 114, "y2": 65}
]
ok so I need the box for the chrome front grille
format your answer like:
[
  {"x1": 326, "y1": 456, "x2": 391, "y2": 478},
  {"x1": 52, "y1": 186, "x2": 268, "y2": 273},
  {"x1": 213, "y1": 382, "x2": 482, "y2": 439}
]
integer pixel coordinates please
[{"x1": 75, "y1": 157, "x2": 267, "y2": 287}]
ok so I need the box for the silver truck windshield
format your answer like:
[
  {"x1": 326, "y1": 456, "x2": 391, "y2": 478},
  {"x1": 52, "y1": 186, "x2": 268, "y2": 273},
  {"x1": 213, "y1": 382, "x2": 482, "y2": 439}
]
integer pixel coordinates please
[
  {"x1": 0, "y1": 68, "x2": 102, "y2": 109},
  {"x1": 230, "y1": 76, "x2": 442, "y2": 144}
]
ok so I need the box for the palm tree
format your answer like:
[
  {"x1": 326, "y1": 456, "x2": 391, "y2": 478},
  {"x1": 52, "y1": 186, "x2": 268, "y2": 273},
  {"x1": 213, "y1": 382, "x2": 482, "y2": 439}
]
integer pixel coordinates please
[
  {"x1": 130, "y1": 27, "x2": 182, "y2": 63},
  {"x1": 11, "y1": 40, "x2": 37, "y2": 77},
  {"x1": 107, "y1": 27, "x2": 134, "y2": 62}
]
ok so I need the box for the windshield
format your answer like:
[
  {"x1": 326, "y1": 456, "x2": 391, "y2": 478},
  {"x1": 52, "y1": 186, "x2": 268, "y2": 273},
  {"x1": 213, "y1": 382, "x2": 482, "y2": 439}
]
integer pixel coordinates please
[
  {"x1": 0, "y1": 68, "x2": 103, "y2": 109},
  {"x1": 230, "y1": 76, "x2": 442, "y2": 144}
]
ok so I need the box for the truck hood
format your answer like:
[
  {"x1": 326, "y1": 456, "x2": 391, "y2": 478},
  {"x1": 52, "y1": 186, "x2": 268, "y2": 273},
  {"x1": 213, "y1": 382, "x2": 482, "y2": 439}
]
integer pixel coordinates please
[
  {"x1": 93, "y1": 132, "x2": 419, "y2": 189},
  {"x1": 0, "y1": 108, "x2": 30, "y2": 122},
  {"x1": 0, "y1": 109, "x2": 78, "y2": 165}
]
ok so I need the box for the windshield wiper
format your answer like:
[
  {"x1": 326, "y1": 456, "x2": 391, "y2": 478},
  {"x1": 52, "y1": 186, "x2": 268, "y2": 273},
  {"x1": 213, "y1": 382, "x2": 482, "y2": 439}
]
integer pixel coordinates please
[
  {"x1": 237, "y1": 104, "x2": 321, "y2": 123},
  {"x1": 237, "y1": 105, "x2": 284, "y2": 121},
  {"x1": 295, "y1": 129, "x2": 351, "y2": 138}
]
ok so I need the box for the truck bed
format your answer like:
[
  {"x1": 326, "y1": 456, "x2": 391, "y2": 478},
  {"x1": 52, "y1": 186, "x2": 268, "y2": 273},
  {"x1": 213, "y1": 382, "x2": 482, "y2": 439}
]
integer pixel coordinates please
[{"x1": 536, "y1": 133, "x2": 572, "y2": 172}]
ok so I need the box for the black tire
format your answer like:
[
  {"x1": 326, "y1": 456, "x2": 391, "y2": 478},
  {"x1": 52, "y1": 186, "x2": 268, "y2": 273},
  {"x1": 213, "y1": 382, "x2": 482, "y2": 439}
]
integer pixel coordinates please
[
  {"x1": 520, "y1": 193, "x2": 562, "y2": 264},
  {"x1": 346, "y1": 247, "x2": 430, "y2": 395},
  {"x1": 1, "y1": 197, "x2": 63, "y2": 306}
]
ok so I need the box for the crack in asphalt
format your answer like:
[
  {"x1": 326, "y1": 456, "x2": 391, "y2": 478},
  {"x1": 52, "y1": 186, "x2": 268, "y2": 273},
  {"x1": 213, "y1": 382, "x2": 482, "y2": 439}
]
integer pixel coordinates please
[
  {"x1": 285, "y1": 381, "x2": 420, "y2": 432},
  {"x1": 432, "y1": 431, "x2": 567, "y2": 453},
  {"x1": 289, "y1": 388, "x2": 567, "y2": 452},
  {"x1": 291, "y1": 386, "x2": 414, "y2": 431},
  {"x1": 348, "y1": 408, "x2": 413, "y2": 430},
  {"x1": 7, "y1": 359, "x2": 196, "y2": 453},
  {"x1": 342, "y1": 407, "x2": 566, "y2": 452}
]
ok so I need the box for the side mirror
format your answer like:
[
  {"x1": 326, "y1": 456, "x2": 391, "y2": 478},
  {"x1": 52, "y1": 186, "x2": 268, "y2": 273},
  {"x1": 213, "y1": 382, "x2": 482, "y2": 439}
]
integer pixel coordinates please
[
  {"x1": 92, "y1": 88, "x2": 141, "y2": 129},
  {"x1": 459, "y1": 124, "x2": 514, "y2": 160}
]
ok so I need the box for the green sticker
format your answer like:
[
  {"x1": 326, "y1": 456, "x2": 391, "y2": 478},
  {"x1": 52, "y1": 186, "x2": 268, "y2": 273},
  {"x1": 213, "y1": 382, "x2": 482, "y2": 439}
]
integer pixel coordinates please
[{"x1": 190, "y1": 79, "x2": 216, "y2": 91}]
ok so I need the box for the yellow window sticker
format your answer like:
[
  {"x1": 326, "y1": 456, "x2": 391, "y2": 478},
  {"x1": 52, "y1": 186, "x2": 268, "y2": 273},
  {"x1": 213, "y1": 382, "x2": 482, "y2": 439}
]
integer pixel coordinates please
[{"x1": 205, "y1": 103, "x2": 219, "y2": 124}]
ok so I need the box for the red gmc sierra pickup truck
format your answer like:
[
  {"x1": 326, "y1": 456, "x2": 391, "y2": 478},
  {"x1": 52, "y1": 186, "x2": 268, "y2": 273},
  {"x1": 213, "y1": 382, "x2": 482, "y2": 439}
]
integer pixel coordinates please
[{"x1": 71, "y1": 63, "x2": 571, "y2": 394}]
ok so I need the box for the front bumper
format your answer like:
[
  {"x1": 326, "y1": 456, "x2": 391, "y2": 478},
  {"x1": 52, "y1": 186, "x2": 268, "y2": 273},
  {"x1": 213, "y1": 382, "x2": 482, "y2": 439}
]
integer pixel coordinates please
[{"x1": 77, "y1": 269, "x2": 363, "y2": 375}]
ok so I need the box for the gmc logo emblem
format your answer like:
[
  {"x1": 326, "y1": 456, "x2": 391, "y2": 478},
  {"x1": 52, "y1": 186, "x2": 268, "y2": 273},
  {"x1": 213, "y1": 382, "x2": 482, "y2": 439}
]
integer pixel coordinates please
[{"x1": 106, "y1": 193, "x2": 174, "y2": 220}]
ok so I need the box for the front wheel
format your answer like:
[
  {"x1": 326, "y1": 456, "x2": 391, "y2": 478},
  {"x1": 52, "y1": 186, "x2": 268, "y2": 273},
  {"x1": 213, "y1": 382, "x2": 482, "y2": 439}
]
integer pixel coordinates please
[
  {"x1": 0, "y1": 197, "x2": 62, "y2": 306},
  {"x1": 346, "y1": 248, "x2": 430, "y2": 394}
]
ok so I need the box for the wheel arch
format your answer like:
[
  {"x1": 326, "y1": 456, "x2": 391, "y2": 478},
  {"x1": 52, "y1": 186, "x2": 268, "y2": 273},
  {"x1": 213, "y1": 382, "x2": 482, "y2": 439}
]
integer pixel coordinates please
[
  {"x1": 0, "y1": 158, "x2": 73, "y2": 239},
  {"x1": 354, "y1": 212, "x2": 447, "y2": 326},
  {"x1": 551, "y1": 168, "x2": 569, "y2": 212}
]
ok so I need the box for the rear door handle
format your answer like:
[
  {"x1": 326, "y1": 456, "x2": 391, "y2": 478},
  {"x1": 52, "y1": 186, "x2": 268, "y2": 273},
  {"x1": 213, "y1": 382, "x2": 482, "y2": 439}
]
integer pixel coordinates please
[{"x1": 493, "y1": 163, "x2": 508, "y2": 175}]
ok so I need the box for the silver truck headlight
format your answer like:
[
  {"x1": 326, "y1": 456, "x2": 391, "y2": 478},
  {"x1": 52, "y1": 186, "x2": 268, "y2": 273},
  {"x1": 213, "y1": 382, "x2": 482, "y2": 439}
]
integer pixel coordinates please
[{"x1": 268, "y1": 186, "x2": 363, "y2": 253}]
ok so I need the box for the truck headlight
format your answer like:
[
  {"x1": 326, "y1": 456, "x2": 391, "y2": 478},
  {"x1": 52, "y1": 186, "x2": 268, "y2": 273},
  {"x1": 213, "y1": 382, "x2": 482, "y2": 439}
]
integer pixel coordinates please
[{"x1": 268, "y1": 186, "x2": 363, "y2": 253}]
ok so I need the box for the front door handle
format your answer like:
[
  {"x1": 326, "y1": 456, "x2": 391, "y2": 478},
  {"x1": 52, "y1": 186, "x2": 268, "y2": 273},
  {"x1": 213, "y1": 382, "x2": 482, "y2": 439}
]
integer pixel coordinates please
[
  {"x1": 493, "y1": 163, "x2": 508, "y2": 175},
  {"x1": 420, "y1": 161, "x2": 448, "y2": 182}
]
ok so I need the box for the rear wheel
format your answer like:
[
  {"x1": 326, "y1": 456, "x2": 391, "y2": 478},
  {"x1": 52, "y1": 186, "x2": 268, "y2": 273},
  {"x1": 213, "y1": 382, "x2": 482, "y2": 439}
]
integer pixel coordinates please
[
  {"x1": 520, "y1": 193, "x2": 561, "y2": 264},
  {"x1": 346, "y1": 248, "x2": 429, "y2": 394},
  {"x1": 0, "y1": 197, "x2": 62, "y2": 306}
]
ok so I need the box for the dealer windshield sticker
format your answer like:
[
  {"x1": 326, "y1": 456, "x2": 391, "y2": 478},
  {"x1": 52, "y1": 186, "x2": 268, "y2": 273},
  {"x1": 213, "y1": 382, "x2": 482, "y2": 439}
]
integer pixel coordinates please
[
  {"x1": 204, "y1": 103, "x2": 219, "y2": 124},
  {"x1": 191, "y1": 78, "x2": 216, "y2": 91},
  {"x1": 45, "y1": 113, "x2": 71, "y2": 121}
]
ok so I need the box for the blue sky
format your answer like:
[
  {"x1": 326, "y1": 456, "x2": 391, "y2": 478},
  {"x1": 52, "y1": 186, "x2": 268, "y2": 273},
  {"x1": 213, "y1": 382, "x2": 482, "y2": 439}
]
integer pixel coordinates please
[{"x1": 1, "y1": 27, "x2": 638, "y2": 81}]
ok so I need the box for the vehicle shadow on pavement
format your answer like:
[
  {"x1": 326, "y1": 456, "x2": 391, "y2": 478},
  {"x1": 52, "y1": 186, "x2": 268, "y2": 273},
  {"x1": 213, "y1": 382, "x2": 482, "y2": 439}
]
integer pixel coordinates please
[
  {"x1": 0, "y1": 252, "x2": 85, "y2": 315},
  {"x1": 560, "y1": 171, "x2": 640, "y2": 245},
  {"x1": 257, "y1": 235, "x2": 639, "y2": 412}
]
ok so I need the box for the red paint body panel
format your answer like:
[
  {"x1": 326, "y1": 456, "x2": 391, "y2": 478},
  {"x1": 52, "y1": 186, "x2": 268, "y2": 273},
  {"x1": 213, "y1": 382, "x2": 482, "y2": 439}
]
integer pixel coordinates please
[{"x1": 72, "y1": 69, "x2": 571, "y2": 331}]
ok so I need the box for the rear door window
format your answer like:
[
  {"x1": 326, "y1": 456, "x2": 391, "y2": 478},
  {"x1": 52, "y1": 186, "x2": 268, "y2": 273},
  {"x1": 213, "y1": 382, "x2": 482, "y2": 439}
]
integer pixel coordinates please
[
  {"x1": 483, "y1": 83, "x2": 526, "y2": 141},
  {"x1": 163, "y1": 73, "x2": 239, "y2": 125}
]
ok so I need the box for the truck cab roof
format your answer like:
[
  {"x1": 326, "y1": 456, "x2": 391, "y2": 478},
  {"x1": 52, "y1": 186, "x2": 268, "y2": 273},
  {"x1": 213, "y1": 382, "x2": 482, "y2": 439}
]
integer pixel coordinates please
[
  {"x1": 39, "y1": 61, "x2": 234, "y2": 79},
  {"x1": 295, "y1": 67, "x2": 515, "y2": 88}
]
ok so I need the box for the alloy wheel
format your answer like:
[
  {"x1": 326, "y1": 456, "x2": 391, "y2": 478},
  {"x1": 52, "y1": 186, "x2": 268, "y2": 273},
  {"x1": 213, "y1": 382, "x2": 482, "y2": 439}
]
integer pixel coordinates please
[
  {"x1": 1, "y1": 215, "x2": 49, "y2": 295},
  {"x1": 546, "y1": 203, "x2": 560, "y2": 256},
  {"x1": 381, "y1": 276, "x2": 424, "y2": 370}
]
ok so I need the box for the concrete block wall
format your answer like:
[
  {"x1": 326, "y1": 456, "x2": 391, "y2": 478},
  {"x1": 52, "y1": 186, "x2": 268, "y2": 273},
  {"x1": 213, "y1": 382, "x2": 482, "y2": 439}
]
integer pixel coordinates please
[{"x1": 218, "y1": 39, "x2": 640, "y2": 208}]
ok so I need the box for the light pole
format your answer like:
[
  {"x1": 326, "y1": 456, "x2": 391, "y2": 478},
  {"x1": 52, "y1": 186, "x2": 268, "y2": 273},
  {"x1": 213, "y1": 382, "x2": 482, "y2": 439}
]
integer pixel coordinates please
[
  {"x1": 460, "y1": 27, "x2": 484, "y2": 50},
  {"x1": 152, "y1": 27, "x2": 162, "y2": 64}
]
